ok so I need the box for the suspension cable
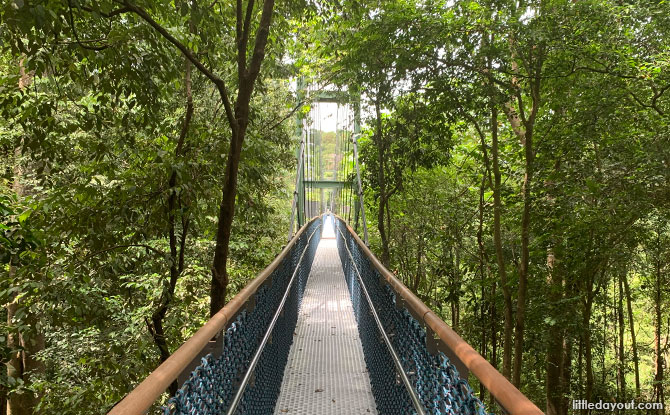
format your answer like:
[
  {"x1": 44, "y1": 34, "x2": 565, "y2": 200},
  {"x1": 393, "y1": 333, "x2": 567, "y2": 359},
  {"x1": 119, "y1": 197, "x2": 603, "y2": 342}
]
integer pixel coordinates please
[
  {"x1": 347, "y1": 105, "x2": 356, "y2": 226},
  {"x1": 348, "y1": 106, "x2": 358, "y2": 226},
  {"x1": 301, "y1": 125, "x2": 307, "y2": 225},
  {"x1": 335, "y1": 104, "x2": 341, "y2": 217},
  {"x1": 345, "y1": 106, "x2": 352, "y2": 224},
  {"x1": 340, "y1": 104, "x2": 346, "y2": 220},
  {"x1": 307, "y1": 104, "x2": 313, "y2": 220},
  {"x1": 307, "y1": 106, "x2": 311, "y2": 220}
]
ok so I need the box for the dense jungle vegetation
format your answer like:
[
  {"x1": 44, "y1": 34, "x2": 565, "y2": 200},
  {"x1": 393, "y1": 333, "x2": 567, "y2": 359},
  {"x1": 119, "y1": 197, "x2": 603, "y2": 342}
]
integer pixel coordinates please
[{"x1": 1, "y1": 0, "x2": 669, "y2": 414}]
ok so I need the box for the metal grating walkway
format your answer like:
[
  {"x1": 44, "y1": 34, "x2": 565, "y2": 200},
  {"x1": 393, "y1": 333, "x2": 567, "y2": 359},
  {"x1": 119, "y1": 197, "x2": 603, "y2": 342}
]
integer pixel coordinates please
[{"x1": 274, "y1": 238, "x2": 378, "y2": 415}]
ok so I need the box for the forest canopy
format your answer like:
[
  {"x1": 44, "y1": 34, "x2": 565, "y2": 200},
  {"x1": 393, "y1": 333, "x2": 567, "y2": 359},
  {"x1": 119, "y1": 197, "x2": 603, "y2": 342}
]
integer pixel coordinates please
[{"x1": 1, "y1": 0, "x2": 669, "y2": 414}]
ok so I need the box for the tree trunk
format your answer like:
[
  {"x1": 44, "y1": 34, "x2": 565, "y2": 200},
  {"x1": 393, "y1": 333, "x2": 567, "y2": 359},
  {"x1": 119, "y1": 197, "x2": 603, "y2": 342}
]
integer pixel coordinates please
[
  {"x1": 451, "y1": 248, "x2": 461, "y2": 333},
  {"x1": 617, "y1": 274, "x2": 626, "y2": 400},
  {"x1": 584, "y1": 297, "x2": 594, "y2": 401},
  {"x1": 477, "y1": 174, "x2": 487, "y2": 402},
  {"x1": 503, "y1": 39, "x2": 543, "y2": 388},
  {"x1": 513, "y1": 120, "x2": 533, "y2": 387},
  {"x1": 7, "y1": 143, "x2": 43, "y2": 415},
  {"x1": 544, "y1": 156, "x2": 565, "y2": 414},
  {"x1": 210, "y1": 0, "x2": 276, "y2": 316},
  {"x1": 412, "y1": 232, "x2": 424, "y2": 293},
  {"x1": 545, "y1": 246, "x2": 563, "y2": 415},
  {"x1": 491, "y1": 105, "x2": 513, "y2": 380},
  {"x1": 373, "y1": 97, "x2": 391, "y2": 267},
  {"x1": 602, "y1": 290, "x2": 607, "y2": 387},
  {"x1": 489, "y1": 280, "x2": 498, "y2": 410},
  {"x1": 1, "y1": 307, "x2": 5, "y2": 415},
  {"x1": 147, "y1": 56, "x2": 193, "y2": 395},
  {"x1": 7, "y1": 302, "x2": 45, "y2": 415},
  {"x1": 654, "y1": 253, "x2": 664, "y2": 409},
  {"x1": 211, "y1": 120, "x2": 247, "y2": 315},
  {"x1": 559, "y1": 337, "x2": 572, "y2": 415},
  {"x1": 622, "y1": 272, "x2": 640, "y2": 397}
]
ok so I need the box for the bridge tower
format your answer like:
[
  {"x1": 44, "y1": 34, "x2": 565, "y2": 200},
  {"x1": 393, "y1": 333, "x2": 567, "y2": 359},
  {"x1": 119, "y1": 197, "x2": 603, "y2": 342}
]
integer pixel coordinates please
[{"x1": 288, "y1": 83, "x2": 368, "y2": 243}]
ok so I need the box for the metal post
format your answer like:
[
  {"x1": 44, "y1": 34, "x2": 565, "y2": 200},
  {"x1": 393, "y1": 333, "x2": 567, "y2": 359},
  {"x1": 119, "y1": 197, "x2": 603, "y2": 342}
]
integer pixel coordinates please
[
  {"x1": 354, "y1": 194, "x2": 360, "y2": 232},
  {"x1": 352, "y1": 135, "x2": 369, "y2": 245},
  {"x1": 353, "y1": 100, "x2": 361, "y2": 136},
  {"x1": 288, "y1": 135, "x2": 305, "y2": 241}
]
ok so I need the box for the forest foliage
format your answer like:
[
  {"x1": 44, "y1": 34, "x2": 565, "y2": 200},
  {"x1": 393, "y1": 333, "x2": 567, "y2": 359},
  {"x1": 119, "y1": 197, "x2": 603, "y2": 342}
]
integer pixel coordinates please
[{"x1": 1, "y1": 0, "x2": 669, "y2": 414}]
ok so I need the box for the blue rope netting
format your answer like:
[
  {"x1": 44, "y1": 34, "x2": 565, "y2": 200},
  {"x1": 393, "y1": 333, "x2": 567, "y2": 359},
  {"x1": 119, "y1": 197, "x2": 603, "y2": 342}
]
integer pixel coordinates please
[
  {"x1": 162, "y1": 219, "x2": 321, "y2": 415},
  {"x1": 336, "y1": 218, "x2": 489, "y2": 415},
  {"x1": 161, "y1": 215, "x2": 490, "y2": 415}
]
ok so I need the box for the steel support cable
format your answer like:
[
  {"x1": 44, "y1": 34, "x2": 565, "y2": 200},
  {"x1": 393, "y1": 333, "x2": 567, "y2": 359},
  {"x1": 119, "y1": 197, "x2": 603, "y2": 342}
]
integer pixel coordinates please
[
  {"x1": 302, "y1": 133, "x2": 307, "y2": 225},
  {"x1": 305, "y1": 87, "x2": 318, "y2": 218},
  {"x1": 345, "y1": 109, "x2": 349, "y2": 220},
  {"x1": 310, "y1": 103, "x2": 317, "y2": 218},
  {"x1": 288, "y1": 133, "x2": 306, "y2": 240},
  {"x1": 321, "y1": 104, "x2": 324, "y2": 214},
  {"x1": 350, "y1": 104, "x2": 360, "y2": 231},
  {"x1": 337, "y1": 103, "x2": 342, "y2": 218},
  {"x1": 317, "y1": 103, "x2": 320, "y2": 215},
  {"x1": 337, "y1": 226, "x2": 427, "y2": 415},
  {"x1": 225, "y1": 223, "x2": 322, "y2": 415},
  {"x1": 334, "y1": 103, "x2": 343, "y2": 218},
  {"x1": 314, "y1": 103, "x2": 318, "y2": 216},
  {"x1": 343, "y1": 108, "x2": 348, "y2": 223},
  {"x1": 317, "y1": 114, "x2": 321, "y2": 214},
  {"x1": 342, "y1": 106, "x2": 345, "y2": 217},
  {"x1": 346, "y1": 107, "x2": 352, "y2": 223},
  {"x1": 309, "y1": 105, "x2": 313, "y2": 219},
  {"x1": 350, "y1": 106, "x2": 354, "y2": 224},
  {"x1": 335, "y1": 104, "x2": 340, "y2": 217},
  {"x1": 313, "y1": 89, "x2": 316, "y2": 216},
  {"x1": 308, "y1": 113, "x2": 311, "y2": 222},
  {"x1": 344, "y1": 105, "x2": 348, "y2": 222},
  {"x1": 338, "y1": 186, "x2": 342, "y2": 218},
  {"x1": 305, "y1": 110, "x2": 314, "y2": 218},
  {"x1": 347, "y1": 107, "x2": 353, "y2": 223},
  {"x1": 352, "y1": 135, "x2": 369, "y2": 245},
  {"x1": 316, "y1": 104, "x2": 321, "y2": 217},
  {"x1": 349, "y1": 108, "x2": 354, "y2": 224}
]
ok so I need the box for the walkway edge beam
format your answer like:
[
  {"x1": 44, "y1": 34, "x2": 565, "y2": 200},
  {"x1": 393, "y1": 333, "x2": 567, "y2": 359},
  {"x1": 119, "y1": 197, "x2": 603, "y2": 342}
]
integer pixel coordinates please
[
  {"x1": 338, "y1": 217, "x2": 544, "y2": 415},
  {"x1": 108, "y1": 216, "x2": 321, "y2": 415}
]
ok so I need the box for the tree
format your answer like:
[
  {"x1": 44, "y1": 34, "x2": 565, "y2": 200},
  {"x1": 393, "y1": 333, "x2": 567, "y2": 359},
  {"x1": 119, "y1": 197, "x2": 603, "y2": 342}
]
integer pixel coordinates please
[{"x1": 1, "y1": 1, "x2": 301, "y2": 411}]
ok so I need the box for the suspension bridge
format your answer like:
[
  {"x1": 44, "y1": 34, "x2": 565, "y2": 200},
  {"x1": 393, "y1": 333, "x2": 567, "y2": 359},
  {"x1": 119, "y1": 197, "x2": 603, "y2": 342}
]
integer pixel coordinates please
[{"x1": 108, "y1": 90, "x2": 543, "y2": 415}]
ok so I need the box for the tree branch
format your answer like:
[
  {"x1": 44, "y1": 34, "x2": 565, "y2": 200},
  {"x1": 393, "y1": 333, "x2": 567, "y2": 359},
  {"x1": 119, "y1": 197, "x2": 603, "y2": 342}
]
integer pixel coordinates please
[
  {"x1": 68, "y1": 2, "x2": 110, "y2": 51},
  {"x1": 121, "y1": 0, "x2": 237, "y2": 131},
  {"x1": 243, "y1": 0, "x2": 275, "y2": 93},
  {"x1": 241, "y1": 0, "x2": 256, "y2": 71},
  {"x1": 236, "y1": 0, "x2": 244, "y2": 75},
  {"x1": 78, "y1": 244, "x2": 167, "y2": 265},
  {"x1": 261, "y1": 100, "x2": 303, "y2": 132},
  {"x1": 178, "y1": 216, "x2": 190, "y2": 275},
  {"x1": 651, "y1": 84, "x2": 669, "y2": 116},
  {"x1": 502, "y1": 101, "x2": 526, "y2": 145},
  {"x1": 469, "y1": 115, "x2": 494, "y2": 189},
  {"x1": 78, "y1": 4, "x2": 131, "y2": 18},
  {"x1": 574, "y1": 65, "x2": 638, "y2": 80}
]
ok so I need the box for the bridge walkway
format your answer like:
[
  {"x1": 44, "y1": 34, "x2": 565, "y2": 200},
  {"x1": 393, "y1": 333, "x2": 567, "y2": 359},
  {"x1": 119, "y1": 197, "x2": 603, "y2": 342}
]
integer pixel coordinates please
[
  {"x1": 274, "y1": 235, "x2": 377, "y2": 414},
  {"x1": 110, "y1": 215, "x2": 544, "y2": 415}
]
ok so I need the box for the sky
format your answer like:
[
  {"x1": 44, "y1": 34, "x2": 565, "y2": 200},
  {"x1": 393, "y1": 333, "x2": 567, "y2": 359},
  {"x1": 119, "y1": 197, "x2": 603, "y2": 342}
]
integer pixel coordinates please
[{"x1": 307, "y1": 102, "x2": 356, "y2": 133}]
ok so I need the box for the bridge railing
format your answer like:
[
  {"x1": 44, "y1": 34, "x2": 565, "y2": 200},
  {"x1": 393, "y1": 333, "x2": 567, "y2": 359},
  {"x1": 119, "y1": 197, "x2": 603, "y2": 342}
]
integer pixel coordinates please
[
  {"x1": 109, "y1": 217, "x2": 322, "y2": 415},
  {"x1": 334, "y1": 215, "x2": 543, "y2": 415}
]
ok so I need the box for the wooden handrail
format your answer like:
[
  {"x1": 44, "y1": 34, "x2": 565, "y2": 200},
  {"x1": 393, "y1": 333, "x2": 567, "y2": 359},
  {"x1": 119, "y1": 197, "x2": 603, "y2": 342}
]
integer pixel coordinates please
[
  {"x1": 109, "y1": 216, "x2": 321, "y2": 415},
  {"x1": 337, "y1": 217, "x2": 544, "y2": 415}
]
